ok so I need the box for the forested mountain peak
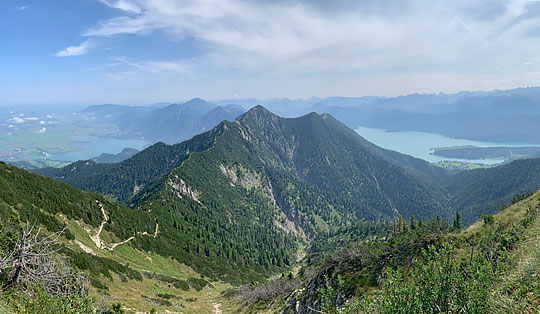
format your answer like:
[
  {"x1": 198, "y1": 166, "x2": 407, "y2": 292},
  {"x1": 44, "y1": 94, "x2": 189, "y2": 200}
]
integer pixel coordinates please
[
  {"x1": 40, "y1": 107, "x2": 451, "y2": 239},
  {"x1": 236, "y1": 104, "x2": 279, "y2": 125}
]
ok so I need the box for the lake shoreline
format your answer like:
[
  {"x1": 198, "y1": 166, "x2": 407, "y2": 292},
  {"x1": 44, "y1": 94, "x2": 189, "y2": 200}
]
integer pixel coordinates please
[{"x1": 354, "y1": 125, "x2": 540, "y2": 165}]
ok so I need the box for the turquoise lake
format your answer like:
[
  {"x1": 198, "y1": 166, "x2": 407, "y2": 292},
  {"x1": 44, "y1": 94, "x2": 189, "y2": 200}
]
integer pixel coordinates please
[{"x1": 354, "y1": 126, "x2": 540, "y2": 165}]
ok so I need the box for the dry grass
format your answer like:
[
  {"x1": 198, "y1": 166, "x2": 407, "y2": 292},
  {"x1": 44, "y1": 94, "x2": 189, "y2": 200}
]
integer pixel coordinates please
[
  {"x1": 57, "y1": 213, "x2": 240, "y2": 313},
  {"x1": 90, "y1": 273, "x2": 234, "y2": 313}
]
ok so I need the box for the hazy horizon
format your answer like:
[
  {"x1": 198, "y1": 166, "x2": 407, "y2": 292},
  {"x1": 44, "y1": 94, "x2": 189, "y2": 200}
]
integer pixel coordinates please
[{"x1": 3, "y1": 85, "x2": 540, "y2": 108}]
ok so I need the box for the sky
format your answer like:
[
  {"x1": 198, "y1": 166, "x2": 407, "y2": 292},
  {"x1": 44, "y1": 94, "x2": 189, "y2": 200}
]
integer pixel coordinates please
[{"x1": 3, "y1": 0, "x2": 540, "y2": 105}]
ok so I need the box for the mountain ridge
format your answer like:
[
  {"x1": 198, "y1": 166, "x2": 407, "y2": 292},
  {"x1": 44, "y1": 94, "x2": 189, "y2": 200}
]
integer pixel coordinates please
[{"x1": 39, "y1": 106, "x2": 451, "y2": 237}]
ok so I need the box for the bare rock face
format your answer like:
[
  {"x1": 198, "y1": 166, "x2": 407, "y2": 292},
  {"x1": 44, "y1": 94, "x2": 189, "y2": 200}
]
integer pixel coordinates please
[{"x1": 167, "y1": 174, "x2": 201, "y2": 203}]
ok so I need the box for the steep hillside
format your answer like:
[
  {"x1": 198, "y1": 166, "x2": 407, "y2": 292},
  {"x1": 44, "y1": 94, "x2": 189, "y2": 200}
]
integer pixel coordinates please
[
  {"x1": 237, "y1": 106, "x2": 449, "y2": 222},
  {"x1": 0, "y1": 162, "x2": 154, "y2": 246},
  {"x1": 0, "y1": 161, "x2": 289, "y2": 312},
  {"x1": 318, "y1": 114, "x2": 449, "y2": 185},
  {"x1": 35, "y1": 128, "x2": 220, "y2": 203},
  {"x1": 445, "y1": 158, "x2": 540, "y2": 225},
  {"x1": 253, "y1": 190, "x2": 540, "y2": 314}
]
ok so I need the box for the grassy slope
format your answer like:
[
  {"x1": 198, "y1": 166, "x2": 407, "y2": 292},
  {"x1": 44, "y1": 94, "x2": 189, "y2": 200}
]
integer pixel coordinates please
[
  {"x1": 445, "y1": 158, "x2": 540, "y2": 225},
  {"x1": 435, "y1": 189, "x2": 540, "y2": 312},
  {"x1": 478, "y1": 191, "x2": 540, "y2": 312},
  {"x1": 0, "y1": 162, "x2": 236, "y2": 313},
  {"x1": 62, "y1": 216, "x2": 234, "y2": 313}
]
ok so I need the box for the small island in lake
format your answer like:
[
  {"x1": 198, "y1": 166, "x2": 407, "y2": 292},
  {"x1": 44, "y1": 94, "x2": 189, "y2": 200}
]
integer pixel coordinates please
[{"x1": 430, "y1": 146, "x2": 540, "y2": 160}]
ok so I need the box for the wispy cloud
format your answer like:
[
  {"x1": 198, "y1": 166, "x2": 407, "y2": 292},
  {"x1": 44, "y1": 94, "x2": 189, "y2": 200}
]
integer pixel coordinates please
[
  {"x1": 55, "y1": 40, "x2": 93, "y2": 57},
  {"x1": 113, "y1": 56, "x2": 192, "y2": 74},
  {"x1": 80, "y1": 0, "x2": 540, "y2": 76},
  {"x1": 97, "y1": 0, "x2": 141, "y2": 14},
  {"x1": 17, "y1": 6, "x2": 29, "y2": 11}
]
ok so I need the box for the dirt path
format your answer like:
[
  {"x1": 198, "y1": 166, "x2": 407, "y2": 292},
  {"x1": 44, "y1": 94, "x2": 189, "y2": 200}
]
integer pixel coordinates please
[
  {"x1": 88, "y1": 202, "x2": 108, "y2": 249},
  {"x1": 107, "y1": 222, "x2": 159, "y2": 250},
  {"x1": 74, "y1": 240, "x2": 95, "y2": 255},
  {"x1": 85, "y1": 201, "x2": 159, "y2": 251}
]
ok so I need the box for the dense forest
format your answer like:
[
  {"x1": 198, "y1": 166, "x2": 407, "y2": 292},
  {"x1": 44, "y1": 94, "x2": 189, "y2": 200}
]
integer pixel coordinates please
[{"x1": 36, "y1": 128, "x2": 221, "y2": 203}]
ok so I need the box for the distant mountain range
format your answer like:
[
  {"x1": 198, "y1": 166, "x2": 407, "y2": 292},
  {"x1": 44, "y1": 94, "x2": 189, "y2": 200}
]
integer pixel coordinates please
[
  {"x1": 90, "y1": 147, "x2": 139, "y2": 164},
  {"x1": 71, "y1": 87, "x2": 540, "y2": 166},
  {"x1": 219, "y1": 86, "x2": 540, "y2": 144},
  {"x1": 83, "y1": 98, "x2": 245, "y2": 144}
]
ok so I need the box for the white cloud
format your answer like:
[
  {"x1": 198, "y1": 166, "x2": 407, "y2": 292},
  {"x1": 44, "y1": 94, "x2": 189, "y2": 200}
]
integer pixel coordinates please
[
  {"x1": 82, "y1": 0, "x2": 540, "y2": 77},
  {"x1": 39, "y1": 120, "x2": 46, "y2": 125},
  {"x1": 7, "y1": 124, "x2": 14, "y2": 128},
  {"x1": 11, "y1": 117, "x2": 24, "y2": 124},
  {"x1": 26, "y1": 117, "x2": 38, "y2": 121},
  {"x1": 55, "y1": 40, "x2": 93, "y2": 57},
  {"x1": 46, "y1": 114, "x2": 53, "y2": 118},
  {"x1": 37, "y1": 127, "x2": 47, "y2": 134},
  {"x1": 17, "y1": 6, "x2": 28, "y2": 11}
]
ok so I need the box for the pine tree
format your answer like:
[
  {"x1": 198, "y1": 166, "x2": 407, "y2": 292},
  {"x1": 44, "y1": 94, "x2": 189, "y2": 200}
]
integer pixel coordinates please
[
  {"x1": 453, "y1": 212, "x2": 462, "y2": 231},
  {"x1": 409, "y1": 215, "x2": 416, "y2": 230}
]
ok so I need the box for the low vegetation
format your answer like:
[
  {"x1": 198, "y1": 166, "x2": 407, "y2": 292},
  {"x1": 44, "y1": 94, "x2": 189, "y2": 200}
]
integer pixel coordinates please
[
  {"x1": 295, "y1": 191, "x2": 540, "y2": 314},
  {"x1": 0, "y1": 220, "x2": 121, "y2": 314}
]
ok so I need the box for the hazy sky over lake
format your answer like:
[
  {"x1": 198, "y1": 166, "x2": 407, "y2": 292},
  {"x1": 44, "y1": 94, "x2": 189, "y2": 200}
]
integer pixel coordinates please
[{"x1": 3, "y1": 0, "x2": 540, "y2": 105}]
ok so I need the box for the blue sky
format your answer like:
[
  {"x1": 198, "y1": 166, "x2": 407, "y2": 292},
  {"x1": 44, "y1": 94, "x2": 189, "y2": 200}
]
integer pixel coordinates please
[{"x1": 3, "y1": 0, "x2": 540, "y2": 105}]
